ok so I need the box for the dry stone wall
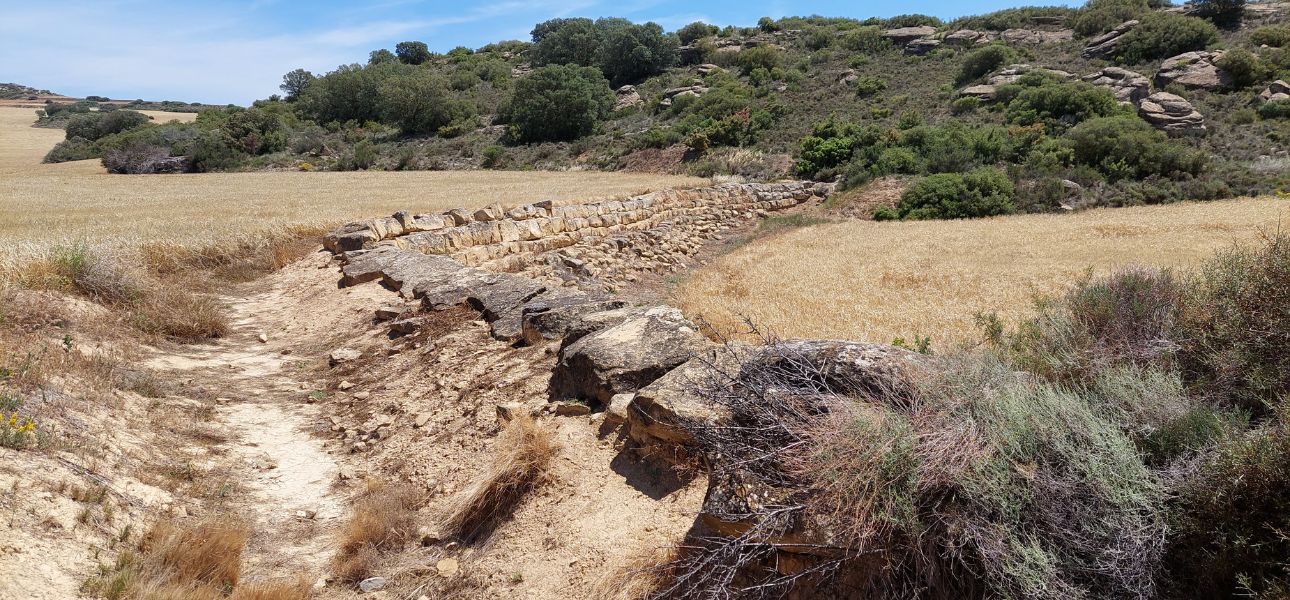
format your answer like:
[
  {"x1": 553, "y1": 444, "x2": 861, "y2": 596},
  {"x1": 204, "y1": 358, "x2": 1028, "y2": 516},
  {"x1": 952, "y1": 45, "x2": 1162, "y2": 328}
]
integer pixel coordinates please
[{"x1": 324, "y1": 182, "x2": 830, "y2": 275}]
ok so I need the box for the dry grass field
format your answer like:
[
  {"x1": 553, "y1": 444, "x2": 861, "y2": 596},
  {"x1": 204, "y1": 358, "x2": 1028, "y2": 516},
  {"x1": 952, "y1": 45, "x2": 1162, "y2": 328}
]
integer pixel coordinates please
[
  {"x1": 0, "y1": 106, "x2": 703, "y2": 265},
  {"x1": 677, "y1": 197, "x2": 1290, "y2": 347}
]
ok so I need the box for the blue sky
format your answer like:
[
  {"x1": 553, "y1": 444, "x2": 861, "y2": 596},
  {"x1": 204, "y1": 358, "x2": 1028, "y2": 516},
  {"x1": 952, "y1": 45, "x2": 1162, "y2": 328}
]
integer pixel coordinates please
[{"x1": 1, "y1": 0, "x2": 1076, "y2": 105}]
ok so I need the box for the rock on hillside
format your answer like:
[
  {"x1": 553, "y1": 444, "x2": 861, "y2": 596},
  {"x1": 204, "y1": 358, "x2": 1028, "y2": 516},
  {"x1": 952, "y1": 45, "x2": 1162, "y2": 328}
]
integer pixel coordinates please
[
  {"x1": 1263, "y1": 80, "x2": 1290, "y2": 103},
  {"x1": 1155, "y1": 51, "x2": 1232, "y2": 90},
  {"x1": 1139, "y1": 92, "x2": 1206, "y2": 133},
  {"x1": 1082, "y1": 19, "x2": 1139, "y2": 58},
  {"x1": 1084, "y1": 67, "x2": 1152, "y2": 105}
]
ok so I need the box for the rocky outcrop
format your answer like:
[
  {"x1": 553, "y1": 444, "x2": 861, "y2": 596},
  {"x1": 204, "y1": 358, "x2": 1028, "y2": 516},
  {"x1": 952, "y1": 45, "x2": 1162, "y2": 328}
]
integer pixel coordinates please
[
  {"x1": 519, "y1": 296, "x2": 630, "y2": 346},
  {"x1": 614, "y1": 85, "x2": 642, "y2": 110},
  {"x1": 1081, "y1": 19, "x2": 1138, "y2": 58},
  {"x1": 659, "y1": 84, "x2": 708, "y2": 108},
  {"x1": 1139, "y1": 92, "x2": 1206, "y2": 133},
  {"x1": 904, "y1": 37, "x2": 942, "y2": 55},
  {"x1": 548, "y1": 307, "x2": 708, "y2": 405},
  {"x1": 882, "y1": 25, "x2": 937, "y2": 45},
  {"x1": 1155, "y1": 51, "x2": 1231, "y2": 90},
  {"x1": 1000, "y1": 28, "x2": 1074, "y2": 45},
  {"x1": 1084, "y1": 67, "x2": 1152, "y2": 105},
  {"x1": 1262, "y1": 80, "x2": 1290, "y2": 103},
  {"x1": 943, "y1": 29, "x2": 992, "y2": 47}
]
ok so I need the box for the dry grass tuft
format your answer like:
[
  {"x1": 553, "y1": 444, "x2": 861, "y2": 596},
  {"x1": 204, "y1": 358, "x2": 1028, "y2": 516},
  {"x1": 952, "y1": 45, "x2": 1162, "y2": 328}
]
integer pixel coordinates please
[
  {"x1": 441, "y1": 415, "x2": 558, "y2": 543},
  {"x1": 227, "y1": 578, "x2": 312, "y2": 600},
  {"x1": 333, "y1": 481, "x2": 423, "y2": 583},
  {"x1": 678, "y1": 197, "x2": 1290, "y2": 346},
  {"x1": 589, "y1": 544, "x2": 680, "y2": 600},
  {"x1": 140, "y1": 519, "x2": 248, "y2": 591}
]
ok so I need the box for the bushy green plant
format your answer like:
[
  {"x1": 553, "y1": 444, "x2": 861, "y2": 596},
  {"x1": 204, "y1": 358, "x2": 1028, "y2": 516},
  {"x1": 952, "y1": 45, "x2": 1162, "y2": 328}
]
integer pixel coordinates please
[
  {"x1": 1005, "y1": 79, "x2": 1126, "y2": 130},
  {"x1": 595, "y1": 20, "x2": 679, "y2": 86},
  {"x1": 1215, "y1": 48, "x2": 1270, "y2": 89},
  {"x1": 1065, "y1": 115, "x2": 1207, "y2": 180},
  {"x1": 957, "y1": 44, "x2": 1015, "y2": 85},
  {"x1": 65, "y1": 110, "x2": 151, "y2": 142},
  {"x1": 884, "y1": 168, "x2": 1015, "y2": 220},
  {"x1": 757, "y1": 16, "x2": 780, "y2": 32},
  {"x1": 734, "y1": 46, "x2": 782, "y2": 75},
  {"x1": 378, "y1": 70, "x2": 474, "y2": 135},
  {"x1": 853, "y1": 75, "x2": 887, "y2": 96},
  {"x1": 1115, "y1": 12, "x2": 1218, "y2": 64},
  {"x1": 883, "y1": 14, "x2": 942, "y2": 28},
  {"x1": 503, "y1": 64, "x2": 613, "y2": 143},
  {"x1": 1258, "y1": 98, "x2": 1290, "y2": 119},
  {"x1": 839, "y1": 26, "x2": 888, "y2": 54},
  {"x1": 1250, "y1": 24, "x2": 1290, "y2": 47},
  {"x1": 1072, "y1": 0, "x2": 1151, "y2": 37},
  {"x1": 677, "y1": 21, "x2": 717, "y2": 45},
  {"x1": 279, "y1": 68, "x2": 315, "y2": 101}
]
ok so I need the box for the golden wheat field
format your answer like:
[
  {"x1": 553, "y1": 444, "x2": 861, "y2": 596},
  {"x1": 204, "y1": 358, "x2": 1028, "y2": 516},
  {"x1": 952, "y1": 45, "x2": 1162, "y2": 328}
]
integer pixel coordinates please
[
  {"x1": 677, "y1": 197, "x2": 1290, "y2": 347},
  {"x1": 0, "y1": 106, "x2": 703, "y2": 264}
]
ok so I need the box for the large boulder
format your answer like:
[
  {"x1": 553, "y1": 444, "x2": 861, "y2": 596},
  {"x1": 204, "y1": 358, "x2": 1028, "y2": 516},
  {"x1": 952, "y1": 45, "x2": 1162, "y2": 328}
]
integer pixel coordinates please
[
  {"x1": 519, "y1": 297, "x2": 630, "y2": 346},
  {"x1": 943, "y1": 29, "x2": 992, "y2": 47},
  {"x1": 1083, "y1": 67, "x2": 1152, "y2": 105},
  {"x1": 1260, "y1": 80, "x2": 1290, "y2": 103},
  {"x1": 882, "y1": 26, "x2": 938, "y2": 45},
  {"x1": 1081, "y1": 19, "x2": 1138, "y2": 59},
  {"x1": 959, "y1": 84, "x2": 998, "y2": 101},
  {"x1": 614, "y1": 85, "x2": 642, "y2": 110},
  {"x1": 1155, "y1": 51, "x2": 1231, "y2": 90},
  {"x1": 904, "y1": 37, "x2": 942, "y2": 55},
  {"x1": 548, "y1": 306, "x2": 708, "y2": 405},
  {"x1": 626, "y1": 351, "x2": 736, "y2": 448},
  {"x1": 987, "y1": 64, "x2": 1074, "y2": 86},
  {"x1": 1138, "y1": 92, "x2": 1206, "y2": 133}
]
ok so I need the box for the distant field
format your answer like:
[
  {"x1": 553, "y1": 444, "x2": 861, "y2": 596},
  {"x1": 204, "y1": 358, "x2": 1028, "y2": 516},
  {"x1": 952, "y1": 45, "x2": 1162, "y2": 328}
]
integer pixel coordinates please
[
  {"x1": 0, "y1": 106, "x2": 703, "y2": 264},
  {"x1": 677, "y1": 197, "x2": 1290, "y2": 347}
]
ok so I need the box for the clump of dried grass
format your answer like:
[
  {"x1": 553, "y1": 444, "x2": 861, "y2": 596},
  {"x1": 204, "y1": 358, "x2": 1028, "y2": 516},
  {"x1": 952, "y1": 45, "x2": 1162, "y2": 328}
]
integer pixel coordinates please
[
  {"x1": 589, "y1": 544, "x2": 681, "y2": 600},
  {"x1": 227, "y1": 578, "x2": 312, "y2": 600},
  {"x1": 139, "y1": 225, "x2": 327, "y2": 283},
  {"x1": 441, "y1": 415, "x2": 558, "y2": 543},
  {"x1": 333, "y1": 480, "x2": 423, "y2": 583},
  {"x1": 85, "y1": 518, "x2": 250, "y2": 599}
]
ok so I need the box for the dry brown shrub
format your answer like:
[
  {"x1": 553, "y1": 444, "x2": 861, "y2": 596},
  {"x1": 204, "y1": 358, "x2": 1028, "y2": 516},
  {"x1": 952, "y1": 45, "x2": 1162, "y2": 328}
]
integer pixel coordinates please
[
  {"x1": 228, "y1": 577, "x2": 312, "y2": 600},
  {"x1": 333, "y1": 481, "x2": 423, "y2": 583},
  {"x1": 139, "y1": 225, "x2": 326, "y2": 282},
  {"x1": 130, "y1": 282, "x2": 229, "y2": 340},
  {"x1": 139, "y1": 519, "x2": 248, "y2": 590},
  {"x1": 441, "y1": 415, "x2": 558, "y2": 542},
  {"x1": 589, "y1": 544, "x2": 680, "y2": 600}
]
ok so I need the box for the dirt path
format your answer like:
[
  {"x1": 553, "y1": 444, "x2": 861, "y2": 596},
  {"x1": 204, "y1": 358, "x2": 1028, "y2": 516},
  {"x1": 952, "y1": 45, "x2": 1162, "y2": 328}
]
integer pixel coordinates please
[{"x1": 147, "y1": 281, "x2": 344, "y2": 580}]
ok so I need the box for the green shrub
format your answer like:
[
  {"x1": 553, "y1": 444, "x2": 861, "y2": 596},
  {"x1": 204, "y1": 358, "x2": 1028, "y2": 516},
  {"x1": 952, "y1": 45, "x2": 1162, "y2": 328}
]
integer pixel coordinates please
[
  {"x1": 951, "y1": 6, "x2": 1079, "y2": 31},
  {"x1": 1259, "y1": 99, "x2": 1290, "y2": 119},
  {"x1": 884, "y1": 14, "x2": 942, "y2": 28},
  {"x1": 378, "y1": 70, "x2": 474, "y2": 135},
  {"x1": 1181, "y1": 234, "x2": 1290, "y2": 413},
  {"x1": 677, "y1": 21, "x2": 717, "y2": 45},
  {"x1": 1215, "y1": 48, "x2": 1270, "y2": 89},
  {"x1": 888, "y1": 168, "x2": 1015, "y2": 220},
  {"x1": 950, "y1": 96, "x2": 981, "y2": 114},
  {"x1": 1190, "y1": 0, "x2": 1246, "y2": 26},
  {"x1": 1065, "y1": 115, "x2": 1207, "y2": 180},
  {"x1": 65, "y1": 110, "x2": 152, "y2": 142},
  {"x1": 530, "y1": 18, "x2": 600, "y2": 66},
  {"x1": 1250, "y1": 24, "x2": 1290, "y2": 47},
  {"x1": 757, "y1": 16, "x2": 780, "y2": 32},
  {"x1": 480, "y1": 145, "x2": 507, "y2": 169},
  {"x1": 839, "y1": 26, "x2": 888, "y2": 54},
  {"x1": 1005, "y1": 79, "x2": 1126, "y2": 130},
  {"x1": 1166, "y1": 420, "x2": 1290, "y2": 599},
  {"x1": 734, "y1": 46, "x2": 782, "y2": 75},
  {"x1": 1072, "y1": 0, "x2": 1151, "y2": 37},
  {"x1": 853, "y1": 75, "x2": 886, "y2": 96},
  {"x1": 1116, "y1": 12, "x2": 1218, "y2": 64},
  {"x1": 957, "y1": 44, "x2": 1015, "y2": 85},
  {"x1": 503, "y1": 64, "x2": 613, "y2": 143}
]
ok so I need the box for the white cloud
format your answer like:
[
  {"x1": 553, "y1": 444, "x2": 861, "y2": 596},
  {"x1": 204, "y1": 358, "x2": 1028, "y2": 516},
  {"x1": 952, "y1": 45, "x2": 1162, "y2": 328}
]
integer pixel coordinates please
[{"x1": 0, "y1": 0, "x2": 605, "y2": 104}]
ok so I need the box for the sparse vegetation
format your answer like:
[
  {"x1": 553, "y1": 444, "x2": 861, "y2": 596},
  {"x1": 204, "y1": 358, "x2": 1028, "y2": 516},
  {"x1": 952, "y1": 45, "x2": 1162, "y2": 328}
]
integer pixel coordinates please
[
  {"x1": 441, "y1": 415, "x2": 557, "y2": 542},
  {"x1": 333, "y1": 481, "x2": 422, "y2": 583}
]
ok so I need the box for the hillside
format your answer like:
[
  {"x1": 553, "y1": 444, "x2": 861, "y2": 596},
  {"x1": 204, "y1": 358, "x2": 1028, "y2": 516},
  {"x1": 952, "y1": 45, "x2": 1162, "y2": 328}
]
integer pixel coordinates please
[{"x1": 30, "y1": 1, "x2": 1290, "y2": 217}]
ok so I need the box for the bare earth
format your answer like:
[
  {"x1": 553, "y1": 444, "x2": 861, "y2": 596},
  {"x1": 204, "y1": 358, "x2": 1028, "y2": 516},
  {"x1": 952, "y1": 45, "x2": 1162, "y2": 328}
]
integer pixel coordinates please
[
  {"x1": 677, "y1": 196, "x2": 1290, "y2": 346},
  {"x1": 0, "y1": 106, "x2": 704, "y2": 263}
]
